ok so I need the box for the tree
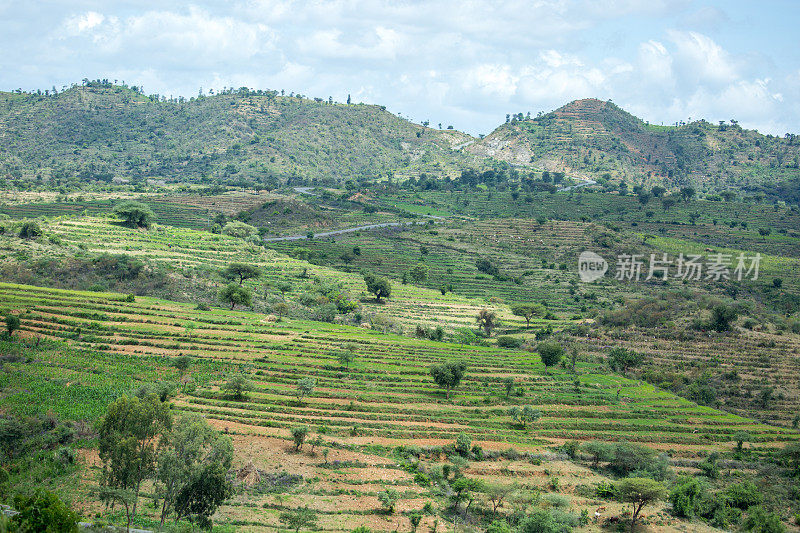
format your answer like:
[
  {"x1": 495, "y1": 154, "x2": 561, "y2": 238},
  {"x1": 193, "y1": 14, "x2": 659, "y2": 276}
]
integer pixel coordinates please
[
  {"x1": 156, "y1": 414, "x2": 233, "y2": 527},
  {"x1": 295, "y1": 377, "x2": 316, "y2": 403},
  {"x1": 680, "y1": 186, "x2": 696, "y2": 201},
  {"x1": 503, "y1": 377, "x2": 515, "y2": 399},
  {"x1": 581, "y1": 440, "x2": 614, "y2": 467},
  {"x1": 364, "y1": 273, "x2": 391, "y2": 302},
  {"x1": 486, "y1": 482, "x2": 513, "y2": 515},
  {"x1": 780, "y1": 441, "x2": 800, "y2": 477},
  {"x1": 608, "y1": 347, "x2": 643, "y2": 374},
  {"x1": 377, "y1": 488, "x2": 400, "y2": 513},
  {"x1": 174, "y1": 461, "x2": 232, "y2": 529},
  {"x1": 279, "y1": 506, "x2": 318, "y2": 533},
  {"x1": 407, "y1": 263, "x2": 429, "y2": 283},
  {"x1": 710, "y1": 304, "x2": 738, "y2": 332},
  {"x1": 429, "y1": 361, "x2": 467, "y2": 399},
  {"x1": 661, "y1": 197, "x2": 676, "y2": 210},
  {"x1": 616, "y1": 477, "x2": 667, "y2": 530},
  {"x1": 511, "y1": 303, "x2": 546, "y2": 328},
  {"x1": 4, "y1": 314, "x2": 20, "y2": 337},
  {"x1": 476, "y1": 308, "x2": 498, "y2": 336},
  {"x1": 98, "y1": 394, "x2": 172, "y2": 516},
  {"x1": 651, "y1": 186, "x2": 666, "y2": 198},
  {"x1": 337, "y1": 345, "x2": 356, "y2": 369},
  {"x1": 450, "y1": 477, "x2": 484, "y2": 513},
  {"x1": 11, "y1": 490, "x2": 79, "y2": 533},
  {"x1": 97, "y1": 487, "x2": 135, "y2": 533},
  {"x1": 172, "y1": 355, "x2": 191, "y2": 381},
  {"x1": 733, "y1": 431, "x2": 752, "y2": 454},
  {"x1": 219, "y1": 283, "x2": 252, "y2": 310},
  {"x1": 222, "y1": 374, "x2": 252, "y2": 401},
  {"x1": 273, "y1": 302, "x2": 288, "y2": 320},
  {"x1": 508, "y1": 406, "x2": 541, "y2": 429},
  {"x1": 410, "y1": 513, "x2": 422, "y2": 532},
  {"x1": 221, "y1": 263, "x2": 262, "y2": 286},
  {"x1": 669, "y1": 476, "x2": 705, "y2": 518},
  {"x1": 742, "y1": 506, "x2": 785, "y2": 533},
  {"x1": 291, "y1": 425, "x2": 309, "y2": 451},
  {"x1": 18, "y1": 220, "x2": 42, "y2": 239},
  {"x1": 609, "y1": 441, "x2": 655, "y2": 476},
  {"x1": 538, "y1": 341, "x2": 563, "y2": 368},
  {"x1": 113, "y1": 201, "x2": 155, "y2": 228},
  {"x1": 222, "y1": 221, "x2": 257, "y2": 239}
]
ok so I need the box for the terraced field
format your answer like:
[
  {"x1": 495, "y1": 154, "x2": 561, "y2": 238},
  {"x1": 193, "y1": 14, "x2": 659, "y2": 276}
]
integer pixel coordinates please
[
  {"x1": 3, "y1": 282, "x2": 797, "y2": 531},
  {"x1": 19, "y1": 216, "x2": 529, "y2": 332},
  {"x1": 3, "y1": 282, "x2": 793, "y2": 450}
]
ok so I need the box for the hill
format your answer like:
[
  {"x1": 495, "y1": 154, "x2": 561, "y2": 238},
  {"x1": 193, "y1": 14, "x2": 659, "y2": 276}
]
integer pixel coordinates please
[
  {"x1": 0, "y1": 82, "x2": 474, "y2": 187},
  {"x1": 468, "y1": 98, "x2": 800, "y2": 198}
]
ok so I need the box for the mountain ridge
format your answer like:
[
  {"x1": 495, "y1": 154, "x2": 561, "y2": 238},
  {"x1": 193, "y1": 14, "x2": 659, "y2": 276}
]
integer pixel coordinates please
[{"x1": 1, "y1": 82, "x2": 799, "y2": 199}]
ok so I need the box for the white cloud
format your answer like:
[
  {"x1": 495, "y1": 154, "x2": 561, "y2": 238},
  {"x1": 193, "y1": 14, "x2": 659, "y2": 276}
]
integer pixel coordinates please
[
  {"x1": 0, "y1": 1, "x2": 795, "y2": 137},
  {"x1": 668, "y1": 30, "x2": 738, "y2": 86}
]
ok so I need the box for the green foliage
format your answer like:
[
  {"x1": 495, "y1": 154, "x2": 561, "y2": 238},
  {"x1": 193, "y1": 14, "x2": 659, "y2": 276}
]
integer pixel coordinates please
[
  {"x1": 582, "y1": 440, "x2": 614, "y2": 467},
  {"x1": 377, "y1": 488, "x2": 399, "y2": 513},
  {"x1": 607, "y1": 347, "x2": 643, "y2": 374},
  {"x1": 295, "y1": 377, "x2": 316, "y2": 402},
  {"x1": 218, "y1": 283, "x2": 252, "y2": 309},
  {"x1": 476, "y1": 308, "x2": 498, "y2": 336},
  {"x1": 429, "y1": 361, "x2": 467, "y2": 399},
  {"x1": 454, "y1": 432, "x2": 472, "y2": 455},
  {"x1": 742, "y1": 506, "x2": 786, "y2": 533},
  {"x1": 279, "y1": 506, "x2": 318, "y2": 533},
  {"x1": 18, "y1": 220, "x2": 42, "y2": 239},
  {"x1": 11, "y1": 489, "x2": 79, "y2": 533},
  {"x1": 222, "y1": 221, "x2": 257, "y2": 239},
  {"x1": 669, "y1": 476, "x2": 706, "y2": 518},
  {"x1": 608, "y1": 441, "x2": 656, "y2": 477},
  {"x1": 291, "y1": 425, "x2": 309, "y2": 451},
  {"x1": 511, "y1": 303, "x2": 546, "y2": 327},
  {"x1": 710, "y1": 304, "x2": 738, "y2": 332},
  {"x1": 160, "y1": 414, "x2": 234, "y2": 527},
  {"x1": 508, "y1": 405, "x2": 541, "y2": 429},
  {"x1": 517, "y1": 509, "x2": 578, "y2": 533},
  {"x1": 496, "y1": 335, "x2": 523, "y2": 348},
  {"x1": 4, "y1": 314, "x2": 20, "y2": 337},
  {"x1": 222, "y1": 374, "x2": 253, "y2": 401},
  {"x1": 723, "y1": 480, "x2": 763, "y2": 510},
  {"x1": 538, "y1": 341, "x2": 564, "y2": 367},
  {"x1": 363, "y1": 273, "x2": 391, "y2": 302},
  {"x1": 221, "y1": 263, "x2": 262, "y2": 285},
  {"x1": 98, "y1": 393, "x2": 172, "y2": 515},
  {"x1": 616, "y1": 477, "x2": 667, "y2": 526},
  {"x1": 113, "y1": 201, "x2": 155, "y2": 228}
]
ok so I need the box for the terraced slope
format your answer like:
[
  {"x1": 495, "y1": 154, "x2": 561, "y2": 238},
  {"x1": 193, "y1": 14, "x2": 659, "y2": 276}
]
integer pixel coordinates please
[
  {"x1": 2, "y1": 282, "x2": 793, "y2": 451},
  {"x1": 6, "y1": 216, "x2": 525, "y2": 332}
]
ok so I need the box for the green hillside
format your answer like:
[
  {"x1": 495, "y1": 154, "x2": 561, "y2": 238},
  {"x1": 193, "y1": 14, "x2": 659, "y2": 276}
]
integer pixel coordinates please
[
  {"x1": 0, "y1": 82, "x2": 473, "y2": 187},
  {"x1": 469, "y1": 98, "x2": 800, "y2": 198}
]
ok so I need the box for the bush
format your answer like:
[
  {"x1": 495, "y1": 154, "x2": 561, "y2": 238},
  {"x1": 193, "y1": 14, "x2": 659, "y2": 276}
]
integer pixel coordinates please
[
  {"x1": 11, "y1": 490, "x2": 79, "y2": 532},
  {"x1": 724, "y1": 481, "x2": 763, "y2": 510},
  {"x1": 538, "y1": 341, "x2": 564, "y2": 367},
  {"x1": 113, "y1": 201, "x2": 155, "y2": 228},
  {"x1": 608, "y1": 441, "x2": 655, "y2": 476},
  {"x1": 496, "y1": 336, "x2": 523, "y2": 348},
  {"x1": 222, "y1": 221, "x2": 257, "y2": 239},
  {"x1": 742, "y1": 506, "x2": 785, "y2": 533},
  {"x1": 18, "y1": 220, "x2": 42, "y2": 239},
  {"x1": 669, "y1": 476, "x2": 706, "y2": 518}
]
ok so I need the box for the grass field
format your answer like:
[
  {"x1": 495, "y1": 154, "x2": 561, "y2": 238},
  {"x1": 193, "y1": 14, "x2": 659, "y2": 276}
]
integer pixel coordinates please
[{"x1": 2, "y1": 281, "x2": 796, "y2": 531}]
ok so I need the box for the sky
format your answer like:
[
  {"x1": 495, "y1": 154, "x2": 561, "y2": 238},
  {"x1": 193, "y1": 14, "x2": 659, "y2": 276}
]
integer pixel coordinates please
[{"x1": 1, "y1": 0, "x2": 799, "y2": 136}]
